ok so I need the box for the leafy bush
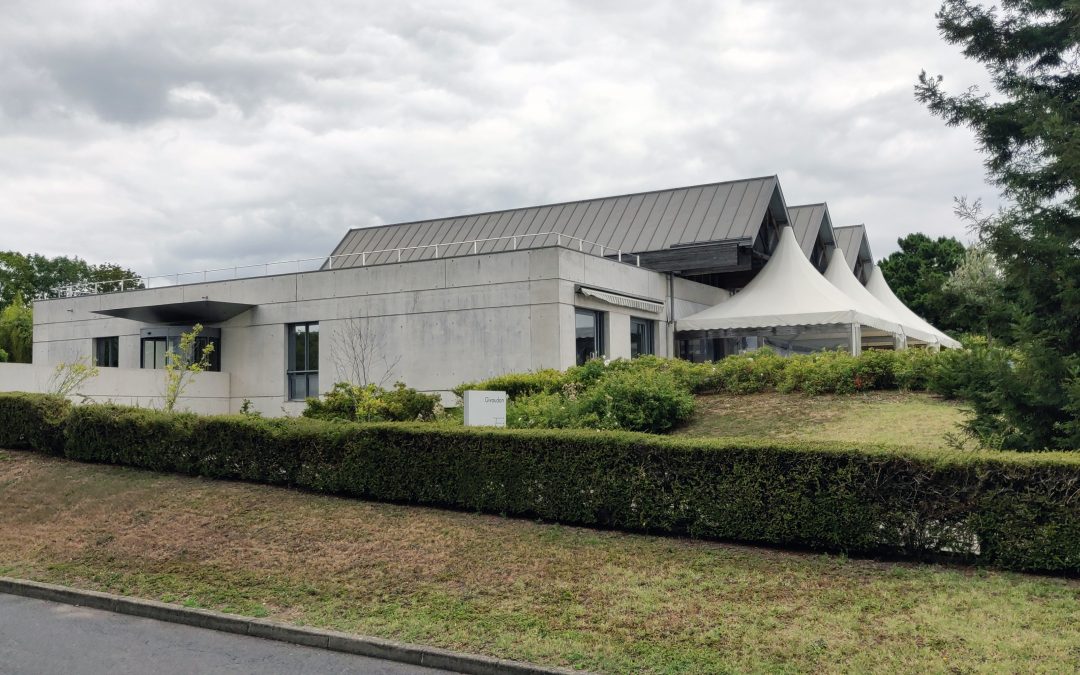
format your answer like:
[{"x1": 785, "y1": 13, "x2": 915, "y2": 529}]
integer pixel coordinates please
[
  {"x1": 5, "y1": 396, "x2": 1078, "y2": 573},
  {"x1": 0, "y1": 392, "x2": 70, "y2": 454},
  {"x1": 893, "y1": 348, "x2": 940, "y2": 391},
  {"x1": 453, "y1": 369, "x2": 565, "y2": 400},
  {"x1": 507, "y1": 391, "x2": 580, "y2": 429},
  {"x1": 303, "y1": 382, "x2": 439, "y2": 423},
  {"x1": 576, "y1": 369, "x2": 695, "y2": 433},
  {"x1": 707, "y1": 348, "x2": 787, "y2": 394}
]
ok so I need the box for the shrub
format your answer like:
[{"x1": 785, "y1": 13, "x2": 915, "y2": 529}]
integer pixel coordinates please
[
  {"x1": 0, "y1": 393, "x2": 70, "y2": 454},
  {"x1": 576, "y1": 369, "x2": 695, "y2": 433},
  {"x1": 894, "y1": 348, "x2": 939, "y2": 391},
  {"x1": 507, "y1": 391, "x2": 580, "y2": 429},
  {"x1": 379, "y1": 382, "x2": 440, "y2": 422},
  {"x1": 5, "y1": 400, "x2": 1078, "y2": 573},
  {"x1": 303, "y1": 382, "x2": 439, "y2": 423},
  {"x1": 710, "y1": 349, "x2": 787, "y2": 394},
  {"x1": 453, "y1": 369, "x2": 565, "y2": 400}
]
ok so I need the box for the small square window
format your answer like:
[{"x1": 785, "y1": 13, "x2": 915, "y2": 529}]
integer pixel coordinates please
[{"x1": 94, "y1": 336, "x2": 119, "y2": 368}]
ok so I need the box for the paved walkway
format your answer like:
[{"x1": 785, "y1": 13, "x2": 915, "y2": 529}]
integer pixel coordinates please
[{"x1": 0, "y1": 594, "x2": 453, "y2": 674}]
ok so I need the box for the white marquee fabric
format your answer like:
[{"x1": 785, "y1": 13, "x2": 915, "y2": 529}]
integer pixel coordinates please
[
  {"x1": 677, "y1": 226, "x2": 902, "y2": 335},
  {"x1": 865, "y1": 265, "x2": 962, "y2": 349},
  {"x1": 823, "y1": 248, "x2": 940, "y2": 345}
]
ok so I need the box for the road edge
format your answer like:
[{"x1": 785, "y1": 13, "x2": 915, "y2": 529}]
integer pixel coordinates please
[{"x1": 0, "y1": 576, "x2": 584, "y2": 675}]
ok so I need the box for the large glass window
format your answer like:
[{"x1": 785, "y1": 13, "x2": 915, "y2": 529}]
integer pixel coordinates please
[
  {"x1": 94, "y1": 336, "x2": 119, "y2": 368},
  {"x1": 287, "y1": 322, "x2": 319, "y2": 400},
  {"x1": 630, "y1": 317, "x2": 655, "y2": 358},
  {"x1": 575, "y1": 309, "x2": 605, "y2": 366},
  {"x1": 140, "y1": 333, "x2": 220, "y2": 371}
]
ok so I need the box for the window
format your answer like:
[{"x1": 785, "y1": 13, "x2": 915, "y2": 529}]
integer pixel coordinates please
[
  {"x1": 94, "y1": 336, "x2": 119, "y2": 368},
  {"x1": 140, "y1": 329, "x2": 221, "y2": 372},
  {"x1": 575, "y1": 309, "x2": 605, "y2": 366},
  {"x1": 287, "y1": 322, "x2": 319, "y2": 400},
  {"x1": 141, "y1": 337, "x2": 168, "y2": 369},
  {"x1": 630, "y1": 317, "x2": 655, "y2": 357}
]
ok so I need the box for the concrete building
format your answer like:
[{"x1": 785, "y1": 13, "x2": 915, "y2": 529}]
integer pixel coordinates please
[{"x1": 14, "y1": 175, "x2": 948, "y2": 415}]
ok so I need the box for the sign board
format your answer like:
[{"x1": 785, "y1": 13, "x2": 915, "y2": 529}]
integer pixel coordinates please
[{"x1": 463, "y1": 390, "x2": 507, "y2": 427}]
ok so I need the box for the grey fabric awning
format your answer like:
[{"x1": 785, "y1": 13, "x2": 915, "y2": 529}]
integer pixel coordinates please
[{"x1": 577, "y1": 286, "x2": 664, "y2": 313}]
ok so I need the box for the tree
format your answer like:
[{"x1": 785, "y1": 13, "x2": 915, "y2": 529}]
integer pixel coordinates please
[
  {"x1": 0, "y1": 251, "x2": 142, "y2": 305},
  {"x1": 332, "y1": 316, "x2": 400, "y2": 388},
  {"x1": 163, "y1": 324, "x2": 215, "y2": 412},
  {"x1": 48, "y1": 357, "x2": 99, "y2": 397},
  {"x1": 916, "y1": 0, "x2": 1080, "y2": 449},
  {"x1": 943, "y1": 244, "x2": 1010, "y2": 343},
  {"x1": 877, "y1": 233, "x2": 966, "y2": 332},
  {"x1": 0, "y1": 292, "x2": 33, "y2": 363}
]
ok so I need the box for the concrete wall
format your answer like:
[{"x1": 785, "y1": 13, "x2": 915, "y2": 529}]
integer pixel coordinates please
[
  {"x1": 0, "y1": 363, "x2": 231, "y2": 415},
  {"x1": 32, "y1": 246, "x2": 729, "y2": 416}
]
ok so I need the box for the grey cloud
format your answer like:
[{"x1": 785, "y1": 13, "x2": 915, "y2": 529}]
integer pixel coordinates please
[{"x1": 0, "y1": 0, "x2": 1000, "y2": 278}]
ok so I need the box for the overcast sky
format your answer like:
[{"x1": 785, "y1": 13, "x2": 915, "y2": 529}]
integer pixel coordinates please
[{"x1": 1, "y1": 0, "x2": 997, "y2": 278}]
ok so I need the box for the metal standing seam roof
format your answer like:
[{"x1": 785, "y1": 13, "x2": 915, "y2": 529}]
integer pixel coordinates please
[
  {"x1": 787, "y1": 203, "x2": 836, "y2": 259},
  {"x1": 325, "y1": 176, "x2": 787, "y2": 267},
  {"x1": 832, "y1": 224, "x2": 873, "y2": 272}
]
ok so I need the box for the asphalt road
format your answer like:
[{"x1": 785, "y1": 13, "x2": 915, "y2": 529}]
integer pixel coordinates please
[{"x1": 0, "y1": 594, "x2": 454, "y2": 675}]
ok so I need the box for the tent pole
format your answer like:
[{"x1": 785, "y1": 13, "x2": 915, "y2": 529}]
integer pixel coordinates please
[{"x1": 850, "y1": 323, "x2": 862, "y2": 356}]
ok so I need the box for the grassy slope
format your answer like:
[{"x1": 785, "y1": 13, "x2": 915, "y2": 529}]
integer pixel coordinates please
[
  {"x1": 676, "y1": 391, "x2": 968, "y2": 450},
  {"x1": 1, "y1": 450, "x2": 1077, "y2": 674}
]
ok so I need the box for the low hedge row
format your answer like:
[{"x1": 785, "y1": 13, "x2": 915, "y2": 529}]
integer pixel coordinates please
[
  {"x1": 3, "y1": 393, "x2": 1079, "y2": 573},
  {"x1": 0, "y1": 392, "x2": 71, "y2": 455}
]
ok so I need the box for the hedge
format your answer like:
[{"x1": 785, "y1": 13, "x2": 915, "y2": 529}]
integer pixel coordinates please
[
  {"x1": 0, "y1": 393, "x2": 71, "y2": 455},
  {"x1": 1, "y1": 394, "x2": 1078, "y2": 573}
]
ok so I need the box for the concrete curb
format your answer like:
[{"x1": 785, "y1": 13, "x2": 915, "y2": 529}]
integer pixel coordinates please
[{"x1": 0, "y1": 577, "x2": 585, "y2": 675}]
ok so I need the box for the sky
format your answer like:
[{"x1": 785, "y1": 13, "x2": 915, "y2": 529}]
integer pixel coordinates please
[{"x1": 0, "y1": 0, "x2": 998, "y2": 279}]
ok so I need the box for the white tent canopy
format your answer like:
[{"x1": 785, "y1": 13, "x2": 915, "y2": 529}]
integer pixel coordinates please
[
  {"x1": 865, "y1": 266, "x2": 962, "y2": 349},
  {"x1": 677, "y1": 226, "x2": 903, "y2": 338},
  {"x1": 823, "y1": 248, "x2": 941, "y2": 346}
]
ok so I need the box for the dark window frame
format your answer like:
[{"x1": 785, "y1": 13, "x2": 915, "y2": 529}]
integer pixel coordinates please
[
  {"x1": 94, "y1": 336, "x2": 120, "y2": 368},
  {"x1": 139, "y1": 332, "x2": 220, "y2": 372},
  {"x1": 287, "y1": 322, "x2": 320, "y2": 401},
  {"x1": 630, "y1": 317, "x2": 655, "y2": 358},
  {"x1": 575, "y1": 308, "x2": 605, "y2": 366}
]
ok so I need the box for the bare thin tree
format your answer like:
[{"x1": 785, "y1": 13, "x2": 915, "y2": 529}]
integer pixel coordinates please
[{"x1": 332, "y1": 316, "x2": 400, "y2": 387}]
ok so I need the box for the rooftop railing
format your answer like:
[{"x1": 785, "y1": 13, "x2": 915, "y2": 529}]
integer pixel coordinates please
[{"x1": 36, "y1": 231, "x2": 642, "y2": 299}]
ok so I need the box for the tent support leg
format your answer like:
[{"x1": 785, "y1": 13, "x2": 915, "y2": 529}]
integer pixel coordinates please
[
  {"x1": 850, "y1": 323, "x2": 862, "y2": 356},
  {"x1": 894, "y1": 333, "x2": 907, "y2": 351}
]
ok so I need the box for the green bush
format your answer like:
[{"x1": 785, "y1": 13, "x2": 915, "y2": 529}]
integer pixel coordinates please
[
  {"x1": 576, "y1": 369, "x2": 695, "y2": 433},
  {"x1": 893, "y1": 349, "x2": 939, "y2": 390},
  {"x1": 708, "y1": 349, "x2": 787, "y2": 394},
  {"x1": 0, "y1": 392, "x2": 70, "y2": 454},
  {"x1": 453, "y1": 369, "x2": 565, "y2": 400},
  {"x1": 507, "y1": 391, "x2": 580, "y2": 429},
  {"x1": 303, "y1": 382, "x2": 439, "y2": 423},
  {"x1": 6, "y1": 397, "x2": 1078, "y2": 573}
]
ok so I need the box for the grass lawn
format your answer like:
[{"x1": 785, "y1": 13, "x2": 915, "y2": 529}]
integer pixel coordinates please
[
  {"x1": 1, "y1": 450, "x2": 1077, "y2": 673},
  {"x1": 676, "y1": 391, "x2": 969, "y2": 450}
]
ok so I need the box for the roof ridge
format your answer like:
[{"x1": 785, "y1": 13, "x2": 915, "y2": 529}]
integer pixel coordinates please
[{"x1": 338, "y1": 175, "x2": 779, "y2": 236}]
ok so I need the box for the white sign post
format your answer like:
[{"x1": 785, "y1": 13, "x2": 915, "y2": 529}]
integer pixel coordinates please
[{"x1": 463, "y1": 390, "x2": 507, "y2": 427}]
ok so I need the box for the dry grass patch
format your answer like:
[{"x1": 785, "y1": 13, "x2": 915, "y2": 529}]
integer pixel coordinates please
[
  {"x1": 677, "y1": 391, "x2": 968, "y2": 450},
  {"x1": 1, "y1": 450, "x2": 1078, "y2": 673}
]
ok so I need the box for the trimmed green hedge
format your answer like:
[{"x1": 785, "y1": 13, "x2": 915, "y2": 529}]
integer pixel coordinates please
[
  {"x1": 0, "y1": 393, "x2": 70, "y2": 454},
  {"x1": 2, "y1": 394, "x2": 1078, "y2": 573}
]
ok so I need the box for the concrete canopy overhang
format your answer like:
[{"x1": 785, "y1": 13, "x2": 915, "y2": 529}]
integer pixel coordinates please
[{"x1": 93, "y1": 300, "x2": 255, "y2": 325}]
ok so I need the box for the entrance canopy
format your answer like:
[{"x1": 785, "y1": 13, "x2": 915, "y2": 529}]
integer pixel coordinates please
[
  {"x1": 677, "y1": 226, "x2": 902, "y2": 336},
  {"x1": 865, "y1": 266, "x2": 962, "y2": 349}
]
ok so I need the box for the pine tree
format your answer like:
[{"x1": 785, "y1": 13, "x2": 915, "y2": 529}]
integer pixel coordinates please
[{"x1": 916, "y1": 0, "x2": 1080, "y2": 449}]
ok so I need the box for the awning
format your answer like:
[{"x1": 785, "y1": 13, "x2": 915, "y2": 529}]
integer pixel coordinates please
[
  {"x1": 577, "y1": 286, "x2": 664, "y2": 314},
  {"x1": 93, "y1": 300, "x2": 255, "y2": 324}
]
